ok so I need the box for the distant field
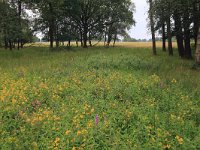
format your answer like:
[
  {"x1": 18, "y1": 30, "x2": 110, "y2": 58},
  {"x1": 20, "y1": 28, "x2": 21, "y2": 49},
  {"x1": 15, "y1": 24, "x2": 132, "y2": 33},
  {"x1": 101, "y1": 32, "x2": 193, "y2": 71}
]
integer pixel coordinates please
[
  {"x1": 28, "y1": 41, "x2": 178, "y2": 48},
  {"x1": 115, "y1": 42, "x2": 177, "y2": 48},
  {"x1": 0, "y1": 46, "x2": 199, "y2": 149}
]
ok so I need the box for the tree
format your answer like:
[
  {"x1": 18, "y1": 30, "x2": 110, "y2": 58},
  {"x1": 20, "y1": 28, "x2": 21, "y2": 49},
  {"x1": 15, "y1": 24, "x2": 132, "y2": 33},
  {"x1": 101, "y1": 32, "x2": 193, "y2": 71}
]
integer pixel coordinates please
[
  {"x1": 195, "y1": 27, "x2": 200, "y2": 64},
  {"x1": 154, "y1": 0, "x2": 166, "y2": 51},
  {"x1": 165, "y1": 0, "x2": 173, "y2": 56},
  {"x1": 148, "y1": 0, "x2": 157, "y2": 55},
  {"x1": 27, "y1": 0, "x2": 64, "y2": 48},
  {"x1": 153, "y1": 0, "x2": 199, "y2": 59},
  {"x1": 172, "y1": 0, "x2": 185, "y2": 58},
  {"x1": 104, "y1": 0, "x2": 135, "y2": 47},
  {"x1": 0, "y1": 0, "x2": 33, "y2": 50},
  {"x1": 1, "y1": 0, "x2": 135, "y2": 49}
]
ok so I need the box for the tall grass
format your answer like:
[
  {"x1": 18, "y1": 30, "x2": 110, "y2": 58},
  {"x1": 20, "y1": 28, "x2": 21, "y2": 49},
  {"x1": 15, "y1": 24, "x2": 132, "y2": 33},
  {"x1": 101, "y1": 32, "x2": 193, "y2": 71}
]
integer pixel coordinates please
[{"x1": 0, "y1": 46, "x2": 199, "y2": 149}]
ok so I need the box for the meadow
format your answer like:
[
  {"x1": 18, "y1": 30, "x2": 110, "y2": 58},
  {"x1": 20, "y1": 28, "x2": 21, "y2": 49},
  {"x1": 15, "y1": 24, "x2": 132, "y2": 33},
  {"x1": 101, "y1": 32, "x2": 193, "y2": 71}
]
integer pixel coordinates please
[{"x1": 0, "y1": 43, "x2": 200, "y2": 149}]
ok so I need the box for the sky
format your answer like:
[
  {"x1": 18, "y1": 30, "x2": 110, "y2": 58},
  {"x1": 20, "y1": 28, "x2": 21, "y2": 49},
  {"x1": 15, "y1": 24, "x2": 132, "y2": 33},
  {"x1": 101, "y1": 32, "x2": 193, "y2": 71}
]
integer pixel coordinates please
[{"x1": 130, "y1": 0, "x2": 151, "y2": 39}]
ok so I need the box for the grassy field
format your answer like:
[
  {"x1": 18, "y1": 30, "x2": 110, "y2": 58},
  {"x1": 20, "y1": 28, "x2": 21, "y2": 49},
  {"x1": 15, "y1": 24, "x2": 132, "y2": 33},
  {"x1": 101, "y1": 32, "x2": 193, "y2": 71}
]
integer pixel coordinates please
[
  {"x1": 0, "y1": 45, "x2": 200, "y2": 149},
  {"x1": 30, "y1": 41, "x2": 178, "y2": 49}
]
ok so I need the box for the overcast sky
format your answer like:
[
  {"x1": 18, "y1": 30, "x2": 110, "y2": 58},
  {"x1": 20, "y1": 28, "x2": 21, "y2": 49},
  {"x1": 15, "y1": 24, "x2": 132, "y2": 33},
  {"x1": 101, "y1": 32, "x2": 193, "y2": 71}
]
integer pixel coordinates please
[
  {"x1": 130, "y1": 0, "x2": 151, "y2": 39},
  {"x1": 36, "y1": 0, "x2": 150, "y2": 40}
]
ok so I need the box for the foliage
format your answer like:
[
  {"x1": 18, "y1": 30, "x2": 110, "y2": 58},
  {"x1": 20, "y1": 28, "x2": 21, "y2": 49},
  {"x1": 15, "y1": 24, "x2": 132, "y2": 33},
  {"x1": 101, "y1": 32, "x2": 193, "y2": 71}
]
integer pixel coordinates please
[
  {"x1": 152, "y1": 0, "x2": 200, "y2": 58},
  {"x1": 0, "y1": 0, "x2": 34, "y2": 50},
  {"x1": 23, "y1": 0, "x2": 135, "y2": 48}
]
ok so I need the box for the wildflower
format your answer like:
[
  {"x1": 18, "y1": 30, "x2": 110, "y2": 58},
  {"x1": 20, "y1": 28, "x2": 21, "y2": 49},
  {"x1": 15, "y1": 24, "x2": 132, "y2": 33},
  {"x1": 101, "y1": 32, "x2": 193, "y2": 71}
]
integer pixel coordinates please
[
  {"x1": 171, "y1": 79, "x2": 177, "y2": 84},
  {"x1": 72, "y1": 146, "x2": 76, "y2": 150},
  {"x1": 163, "y1": 144, "x2": 171, "y2": 149},
  {"x1": 175, "y1": 135, "x2": 183, "y2": 144},
  {"x1": 87, "y1": 120, "x2": 93, "y2": 128},
  {"x1": 71, "y1": 138, "x2": 76, "y2": 143},
  {"x1": 55, "y1": 137, "x2": 60, "y2": 142},
  {"x1": 77, "y1": 130, "x2": 81, "y2": 136},
  {"x1": 91, "y1": 108, "x2": 95, "y2": 113},
  {"x1": 53, "y1": 137, "x2": 60, "y2": 147},
  {"x1": 12, "y1": 98, "x2": 16, "y2": 104},
  {"x1": 32, "y1": 142, "x2": 38, "y2": 150},
  {"x1": 80, "y1": 115, "x2": 84, "y2": 119},
  {"x1": 65, "y1": 130, "x2": 71, "y2": 135},
  {"x1": 95, "y1": 115, "x2": 99, "y2": 126}
]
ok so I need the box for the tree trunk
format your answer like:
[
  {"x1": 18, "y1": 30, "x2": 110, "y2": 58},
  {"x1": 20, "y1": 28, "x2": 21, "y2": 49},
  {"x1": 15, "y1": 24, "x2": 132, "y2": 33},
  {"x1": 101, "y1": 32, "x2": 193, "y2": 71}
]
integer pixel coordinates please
[
  {"x1": 113, "y1": 33, "x2": 117, "y2": 47},
  {"x1": 104, "y1": 32, "x2": 107, "y2": 46},
  {"x1": 176, "y1": 36, "x2": 185, "y2": 58},
  {"x1": 107, "y1": 33, "x2": 112, "y2": 47},
  {"x1": 167, "y1": 17, "x2": 173, "y2": 56},
  {"x1": 88, "y1": 32, "x2": 92, "y2": 47},
  {"x1": 49, "y1": 25, "x2": 54, "y2": 48},
  {"x1": 89, "y1": 40, "x2": 92, "y2": 47},
  {"x1": 174, "y1": 13, "x2": 185, "y2": 57},
  {"x1": 13, "y1": 42, "x2": 16, "y2": 49},
  {"x1": 68, "y1": 39, "x2": 71, "y2": 47},
  {"x1": 107, "y1": 26, "x2": 113, "y2": 47},
  {"x1": 49, "y1": 3, "x2": 54, "y2": 49},
  {"x1": 193, "y1": 2, "x2": 199, "y2": 47},
  {"x1": 4, "y1": 37, "x2": 8, "y2": 49},
  {"x1": 21, "y1": 40, "x2": 23, "y2": 48},
  {"x1": 80, "y1": 29, "x2": 83, "y2": 47},
  {"x1": 55, "y1": 24, "x2": 59, "y2": 48},
  {"x1": 9, "y1": 40, "x2": 12, "y2": 50},
  {"x1": 83, "y1": 23, "x2": 88, "y2": 48},
  {"x1": 17, "y1": 40, "x2": 20, "y2": 50},
  {"x1": 149, "y1": 0, "x2": 157, "y2": 55},
  {"x1": 56, "y1": 38, "x2": 59, "y2": 48},
  {"x1": 195, "y1": 27, "x2": 200, "y2": 64},
  {"x1": 162, "y1": 23, "x2": 166, "y2": 52},
  {"x1": 18, "y1": 0, "x2": 22, "y2": 50},
  {"x1": 183, "y1": 12, "x2": 192, "y2": 59},
  {"x1": 184, "y1": 30, "x2": 192, "y2": 59}
]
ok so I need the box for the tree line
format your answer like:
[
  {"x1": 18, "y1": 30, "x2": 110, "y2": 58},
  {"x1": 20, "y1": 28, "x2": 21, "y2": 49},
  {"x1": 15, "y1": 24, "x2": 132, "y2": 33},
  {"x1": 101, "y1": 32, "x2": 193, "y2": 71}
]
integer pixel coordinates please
[
  {"x1": 0, "y1": 0, "x2": 135, "y2": 50},
  {"x1": 148, "y1": 0, "x2": 200, "y2": 59},
  {"x1": 0, "y1": 0, "x2": 34, "y2": 50}
]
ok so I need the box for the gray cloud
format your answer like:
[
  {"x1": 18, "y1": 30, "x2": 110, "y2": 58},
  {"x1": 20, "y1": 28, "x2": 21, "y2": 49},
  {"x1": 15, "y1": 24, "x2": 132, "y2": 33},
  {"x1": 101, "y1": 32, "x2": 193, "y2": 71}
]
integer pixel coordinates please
[{"x1": 130, "y1": 0, "x2": 151, "y2": 39}]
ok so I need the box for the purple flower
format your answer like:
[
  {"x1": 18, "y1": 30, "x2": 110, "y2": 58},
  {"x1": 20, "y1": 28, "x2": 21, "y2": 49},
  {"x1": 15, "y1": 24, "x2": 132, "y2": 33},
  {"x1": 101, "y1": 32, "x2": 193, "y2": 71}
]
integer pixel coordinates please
[{"x1": 95, "y1": 115, "x2": 99, "y2": 126}]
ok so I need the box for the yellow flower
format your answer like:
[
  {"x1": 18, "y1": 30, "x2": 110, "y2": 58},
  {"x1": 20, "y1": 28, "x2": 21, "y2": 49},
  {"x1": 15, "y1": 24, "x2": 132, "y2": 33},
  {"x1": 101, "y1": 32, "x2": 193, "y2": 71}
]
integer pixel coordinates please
[
  {"x1": 77, "y1": 130, "x2": 82, "y2": 136},
  {"x1": 163, "y1": 144, "x2": 171, "y2": 149},
  {"x1": 53, "y1": 137, "x2": 60, "y2": 147},
  {"x1": 65, "y1": 130, "x2": 71, "y2": 135},
  {"x1": 87, "y1": 120, "x2": 93, "y2": 128},
  {"x1": 91, "y1": 108, "x2": 95, "y2": 113},
  {"x1": 171, "y1": 79, "x2": 177, "y2": 84},
  {"x1": 175, "y1": 135, "x2": 183, "y2": 144},
  {"x1": 72, "y1": 146, "x2": 76, "y2": 150},
  {"x1": 71, "y1": 138, "x2": 76, "y2": 143},
  {"x1": 55, "y1": 137, "x2": 60, "y2": 143},
  {"x1": 12, "y1": 98, "x2": 17, "y2": 104},
  {"x1": 80, "y1": 115, "x2": 84, "y2": 119},
  {"x1": 32, "y1": 142, "x2": 38, "y2": 150}
]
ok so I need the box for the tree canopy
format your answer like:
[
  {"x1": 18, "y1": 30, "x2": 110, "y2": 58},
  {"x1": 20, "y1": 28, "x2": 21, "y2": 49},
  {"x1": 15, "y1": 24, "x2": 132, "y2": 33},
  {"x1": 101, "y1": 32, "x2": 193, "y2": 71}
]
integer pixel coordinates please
[
  {"x1": 148, "y1": 0, "x2": 200, "y2": 59},
  {"x1": 0, "y1": 0, "x2": 135, "y2": 49}
]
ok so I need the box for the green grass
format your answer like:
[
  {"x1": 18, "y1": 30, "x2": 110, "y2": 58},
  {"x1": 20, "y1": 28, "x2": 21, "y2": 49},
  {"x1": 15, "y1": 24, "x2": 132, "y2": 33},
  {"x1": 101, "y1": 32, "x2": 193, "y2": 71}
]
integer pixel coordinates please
[{"x1": 0, "y1": 46, "x2": 200, "y2": 149}]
